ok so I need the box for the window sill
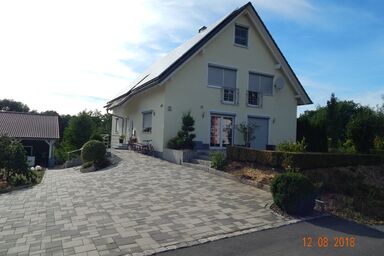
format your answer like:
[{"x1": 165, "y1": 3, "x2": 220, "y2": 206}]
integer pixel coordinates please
[
  {"x1": 247, "y1": 104, "x2": 261, "y2": 108},
  {"x1": 234, "y1": 43, "x2": 248, "y2": 49},
  {"x1": 207, "y1": 85, "x2": 222, "y2": 89},
  {"x1": 142, "y1": 131, "x2": 152, "y2": 134},
  {"x1": 222, "y1": 101, "x2": 236, "y2": 105}
]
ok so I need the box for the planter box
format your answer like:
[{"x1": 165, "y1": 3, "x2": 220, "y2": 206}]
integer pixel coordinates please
[{"x1": 162, "y1": 148, "x2": 195, "y2": 165}]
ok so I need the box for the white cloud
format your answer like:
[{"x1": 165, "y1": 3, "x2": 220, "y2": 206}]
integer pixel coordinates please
[
  {"x1": 252, "y1": 0, "x2": 316, "y2": 20},
  {"x1": 348, "y1": 88, "x2": 384, "y2": 109},
  {"x1": 0, "y1": 0, "x2": 317, "y2": 114}
]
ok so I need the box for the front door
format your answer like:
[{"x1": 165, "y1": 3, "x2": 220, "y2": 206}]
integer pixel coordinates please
[
  {"x1": 248, "y1": 117, "x2": 269, "y2": 150},
  {"x1": 210, "y1": 115, "x2": 234, "y2": 148}
]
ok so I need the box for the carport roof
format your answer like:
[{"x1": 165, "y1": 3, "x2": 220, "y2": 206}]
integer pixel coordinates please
[{"x1": 0, "y1": 111, "x2": 59, "y2": 139}]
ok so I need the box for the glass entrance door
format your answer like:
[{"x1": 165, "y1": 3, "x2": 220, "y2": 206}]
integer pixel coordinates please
[{"x1": 210, "y1": 115, "x2": 234, "y2": 148}]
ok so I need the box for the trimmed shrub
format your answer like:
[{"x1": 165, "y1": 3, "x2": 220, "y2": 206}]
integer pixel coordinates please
[
  {"x1": 94, "y1": 158, "x2": 111, "y2": 170},
  {"x1": 271, "y1": 172, "x2": 316, "y2": 215},
  {"x1": 227, "y1": 146, "x2": 384, "y2": 170},
  {"x1": 81, "y1": 140, "x2": 106, "y2": 164},
  {"x1": 90, "y1": 134, "x2": 103, "y2": 142},
  {"x1": 167, "y1": 112, "x2": 196, "y2": 150},
  {"x1": 277, "y1": 138, "x2": 307, "y2": 152},
  {"x1": 210, "y1": 152, "x2": 226, "y2": 170},
  {"x1": 82, "y1": 161, "x2": 93, "y2": 169}
]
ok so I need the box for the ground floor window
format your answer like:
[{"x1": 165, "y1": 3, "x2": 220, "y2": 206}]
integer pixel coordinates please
[
  {"x1": 210, "y1": 115, "x2": 234, "y2": 148},
  {"x1": 142, "y1": 111, "x2": 153, "y2": 133}
]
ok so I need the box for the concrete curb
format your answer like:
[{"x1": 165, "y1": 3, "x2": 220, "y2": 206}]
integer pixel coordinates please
[{"x1": 134, "y1": 214, "x2": 328, "y2": 256}]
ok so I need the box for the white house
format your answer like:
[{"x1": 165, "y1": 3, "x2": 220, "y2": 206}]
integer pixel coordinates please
[{"x1": 105, "y1": 2, "x2": 312, "y2": 155}]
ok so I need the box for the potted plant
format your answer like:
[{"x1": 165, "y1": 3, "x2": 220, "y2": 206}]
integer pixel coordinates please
[
  {"x1": 119, "y1": 134, "x2": 126, "y2": 144},
  {"x1": 164, "y1": 111, "x2": 196, "y2": 164}
]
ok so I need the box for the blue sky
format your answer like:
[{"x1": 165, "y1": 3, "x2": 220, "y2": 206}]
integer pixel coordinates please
[{"x1": 0, "y1": 0, "x2": 383, "y2": 114}]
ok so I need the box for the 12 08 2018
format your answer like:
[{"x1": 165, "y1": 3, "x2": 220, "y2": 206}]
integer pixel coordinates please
[{"x1": 303, "y1": 236, "x2": 356, "y2": 248}]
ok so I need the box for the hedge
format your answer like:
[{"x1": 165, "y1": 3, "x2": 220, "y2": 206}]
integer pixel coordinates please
[{"x1": 227, "y1": 146, "x2": 384, "y2": 170}]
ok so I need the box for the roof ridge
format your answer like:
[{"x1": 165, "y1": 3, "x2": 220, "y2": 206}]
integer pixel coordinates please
[{"x1": 0, "y1": 110, "x2": 59, "y2": 117}]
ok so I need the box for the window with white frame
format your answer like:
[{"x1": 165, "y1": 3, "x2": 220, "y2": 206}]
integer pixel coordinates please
[
  {"x1": 248, "y1": 73, "x2": 273, "y2": 106},
  {"x1": 115, "y1": 118, "x2": 119, "y2": 133},
  {"x1": 234, "y1": 25, "x2": 248, "y2": 47},
  {"x1": 142, "y1": 111, "x2": 152, "y2": 133},
  {"x1": 208, "y1": 65, "x2": 237, "y2": 104}
]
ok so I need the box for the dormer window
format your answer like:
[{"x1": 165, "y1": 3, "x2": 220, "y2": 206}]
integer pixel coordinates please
[{"x1": 234, "y1": 25, "x2": 248, "y2": 47}]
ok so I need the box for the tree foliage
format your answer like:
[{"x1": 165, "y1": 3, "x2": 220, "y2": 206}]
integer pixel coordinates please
[
  {"x1": 167, "y1": 112, "x2": 196, "y2": 150},
  {"x1": 298, "y1": 94, "x2": 384, "y2": 153},
  {"x1": 346, "y1": 107, "x2": 378, "y2": 153},
  {"x1": 0, "y1": 135, "x2": 29, "y2": 182},
  {"x1": 0, "y1": 99, "x2": 30, "y2": 112},
  {"x1": 63, "y1": 112, "x2": 96, "y2": 150},
  {"x1": 236, "y1": 122, "x2": 256, "y2": 146}
]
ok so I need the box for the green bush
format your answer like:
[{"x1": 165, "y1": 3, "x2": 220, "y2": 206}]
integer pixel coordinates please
[
  {"x1": 64, "y1": 112, "x2": 96, "y2": 149},
  {"x1": 277, "y1": 138, "x2": 307, "y2": 152},
  {"x1": 90, "y1": 134, "x2": 103, "y2": 142},
  {"x1": 54, "y1": 144, "x2": 70, "y2": 164},
  {"x1": 94, "y1": 158, "x2": 111, "y2": 170},
  {"x1": 210, "y1": 152, "x2": 226, "y2": 170},
  {"x1": 81, "y1": 140, "x2": 106, "y2": 164},
  {"x1": 346, "y1": 110, "x2": 377, "y2": 153},
  {"x1": 9, "y1": 174, "x2": 28, "y2": 187},
  {"x1": 167, "y1": 112, "x2": 196, "y2": 150},
  {"x1": 0, "y1": 135, "x2": 29, "y2": 181},
  {"x1": 227, "y1": 146, "x2": 384, "y2": 170},
  {"x1": 373, "y1": 136, "x2": 384, "y2": 150},
  {"x1": 297, "y1": 115, "x2": 328, "y2": 152},
  {"x1": 271, "y1": 172, "x2": 316, "y2": 215},
  {"x1": 82, "y1": 161, "x2": 93, "y2": 168},
  {"x1": 338, "y1": 139, "x2": 356, "y2": 153}
]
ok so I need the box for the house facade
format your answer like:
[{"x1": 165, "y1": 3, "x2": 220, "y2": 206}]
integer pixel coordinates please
[
  {"x1": 0, "y1": 111, "x2": 59, "y2": 166},
  {"x1": 106, "y1": 2, "x2": 312, "y2": 155}
]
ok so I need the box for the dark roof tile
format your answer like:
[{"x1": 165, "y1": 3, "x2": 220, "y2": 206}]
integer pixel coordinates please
[{"x1": 0, "y1": 111, "x2": 59, "y2": 139}]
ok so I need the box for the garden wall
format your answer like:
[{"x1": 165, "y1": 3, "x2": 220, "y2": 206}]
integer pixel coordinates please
[{"x1": 227, "y1": 146, "x2": 384, "y2": 170}]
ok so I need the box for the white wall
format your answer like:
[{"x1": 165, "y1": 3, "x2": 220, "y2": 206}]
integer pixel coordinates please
[
  {"x1": 163, "y1": 13, "x2": 298, "y2": 148},
  {"x1": 110, "y1": 12, "x2": 300, "y2": 152},
  {"x1": 111, "y1": 85, "x2": 165, "y2": 151}
]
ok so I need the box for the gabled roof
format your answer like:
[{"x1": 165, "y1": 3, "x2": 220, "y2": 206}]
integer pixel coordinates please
[
  {"x1": 106, "y1": 2, "x2": 312, "y2": 109},
  {"x1": 0, "y1": 111, "x2": 60, "y2": 139}
]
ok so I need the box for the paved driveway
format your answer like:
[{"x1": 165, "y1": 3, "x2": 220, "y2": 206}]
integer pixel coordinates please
[{"x1": 0, "y1": 151, "x2": 295, "y2": 256}]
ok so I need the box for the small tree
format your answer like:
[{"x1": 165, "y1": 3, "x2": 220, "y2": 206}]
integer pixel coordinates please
[
  {"x1": 236, "y1": 122, "x2": 256, "y2": 146},
  {"x1": 167, "y1": 112, "x2": 196, "y2": 149},
  {"x1": 346, "y1": 108, "x2": 378, "y2": 153},
  {"x1": 63, "y1": 112, "x2": 96, "y2": 149}
]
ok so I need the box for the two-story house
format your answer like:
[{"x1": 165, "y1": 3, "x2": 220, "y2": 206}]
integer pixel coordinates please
[{"x1": 105, "y1": 2, "x2": 312, "y2": 156}]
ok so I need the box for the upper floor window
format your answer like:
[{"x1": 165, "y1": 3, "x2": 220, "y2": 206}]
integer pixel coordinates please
[
  {"x1": 142, "y1": 111, "x2": 152, "y2": 133},
  {"x1": 248, "y1": 73, "x2": 273, "y2": 106},
  {"x1": 208, "y1": 65, "x2": 238, "y2": 104},
  {"x1": 235, "y1": 25, "x2": 248, "y2": 47},
  {"x1": 208, "y1": 65, "x2": 237, "y2": 88}
]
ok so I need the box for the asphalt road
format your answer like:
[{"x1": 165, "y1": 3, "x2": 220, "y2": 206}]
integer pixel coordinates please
[{"x1": 158, "y1": 216, "x2": 384, "y2": 256}]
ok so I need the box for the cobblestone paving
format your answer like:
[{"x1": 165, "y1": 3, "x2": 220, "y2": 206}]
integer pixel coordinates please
[{"x1": 0, "y1": 150, "x2": 293, "y2": 256}]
